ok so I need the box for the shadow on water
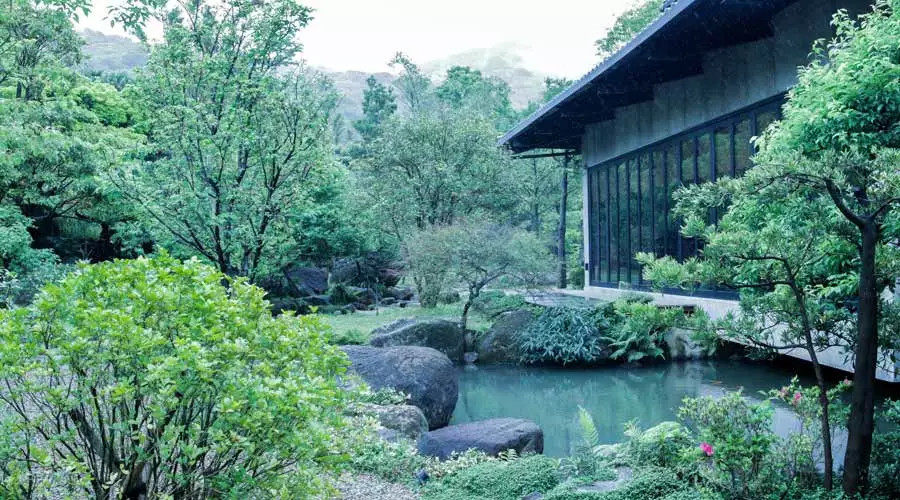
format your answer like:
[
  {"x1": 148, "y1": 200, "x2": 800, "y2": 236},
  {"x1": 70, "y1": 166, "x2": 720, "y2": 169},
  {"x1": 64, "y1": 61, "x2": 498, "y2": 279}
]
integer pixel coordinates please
[{"x1": 452, "y1": 361, "x2": 846, "y2": 460}]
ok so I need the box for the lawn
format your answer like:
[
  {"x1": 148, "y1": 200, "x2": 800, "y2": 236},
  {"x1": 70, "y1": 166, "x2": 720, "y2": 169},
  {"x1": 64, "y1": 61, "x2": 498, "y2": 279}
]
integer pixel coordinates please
[{"x1": 316, "y1": 302, "x2": 492, "y2": 344}]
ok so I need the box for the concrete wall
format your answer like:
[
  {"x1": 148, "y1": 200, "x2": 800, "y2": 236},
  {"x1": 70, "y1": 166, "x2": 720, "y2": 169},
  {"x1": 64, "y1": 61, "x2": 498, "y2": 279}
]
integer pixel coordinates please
[{"x1": 581, "y1": 0, "x2": 872, "y2": 167}]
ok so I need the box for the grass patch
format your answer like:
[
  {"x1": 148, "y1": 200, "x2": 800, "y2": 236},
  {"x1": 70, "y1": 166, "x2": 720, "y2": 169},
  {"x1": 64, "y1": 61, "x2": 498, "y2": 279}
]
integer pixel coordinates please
[{"x1": 316, "y1": 302, "x2": 492, "y2": 343}]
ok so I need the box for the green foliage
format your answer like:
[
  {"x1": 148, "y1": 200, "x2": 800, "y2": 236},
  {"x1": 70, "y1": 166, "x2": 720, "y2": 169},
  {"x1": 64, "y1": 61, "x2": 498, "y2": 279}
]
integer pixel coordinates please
[
  {"x1": 423, "y1": 454, "x2": 561, "y2": 500},
  {"x1": 346, "y1": 437, "x2": 426, "y2": 485},
  {"x1": 112, "y1": 0, "x2": 353, "y2": 284},
  {"x1": 518, "y1": 299, "x2": 686, "y2": 366},
  {"x1": 544, "y1": 467, "x2": 685, "y2": 500},
  {"x1": 869, "y1": 400, "x2": 900, "y2": 499},
  {"x1": 518, "y1": 306, "x2": 610, "y2": 365},
  {"x1": 329, "y1": 327, "x2": 369, "y2": 345},
  {"x1": 623, "y1": 421, "x2": 692, "y2": 468},
  {"x1": 677, "y1": 391, "x2": 819, "y2": 499},
  {"x1": 0, "y1": 255, "x2": 352, "y2": 498},
  {"x1": 560, "y1": 406, "x2": 617, "y2": 482},
  {"x1": 471, "y1": 290, "x2": 532, "y2": 318},
  {"x1": 604, "y1": 301, "x2": 680, "y2": 362},
  {"x1": 595, "y1": 1, "x2": 663, "y2": 60},
  {"x1": 405, "y1": 221, "x2": 551, "y2": 323},
  {"x1": 354, "y1": 75, "x2": 397, "y2": 141}
]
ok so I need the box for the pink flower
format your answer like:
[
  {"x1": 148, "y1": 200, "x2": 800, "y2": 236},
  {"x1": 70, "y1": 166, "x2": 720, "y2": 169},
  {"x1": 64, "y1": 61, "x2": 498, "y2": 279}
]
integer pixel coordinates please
[
  {"x1": 841, "y1": 378, "x2": 852, "y2": 387},
  {"x1": 700, "y1": 442, "x2": 714, "y2": 457},
  {"x1": 793, "y1": 392, "x2": 802, "y2": 404}
]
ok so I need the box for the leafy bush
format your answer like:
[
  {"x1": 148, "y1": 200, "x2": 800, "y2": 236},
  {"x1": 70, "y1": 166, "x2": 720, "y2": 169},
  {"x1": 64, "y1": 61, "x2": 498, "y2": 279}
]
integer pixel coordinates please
[
  {"x1": 346, "y1": 436, "x2": 426, "y2": 485},
  {"x1": 329, "y1": 327, "x2": 369, "y2": 345},
  {"x1": 560, "y1": 406, "x2": 618, "y2": 482},
  {"x1": 870, "y1": 400, "x2": 900, "y2": 499},
  {"x1": 604, "y1": 301, "x2": 681, "y2": 363},
  {"x1": 472, "y1": 290, "x2": 532, "y2": 318},
  {"x1": 623, "y1": 421, "x2": 692, "y2": 468},
  {"x1": 518, "y1": 306, "x2": 610, "y2": 365},
  {"x1": 423, "y1": 454, "x2": 561, "y2": 500},
  {"x1": 0, "y1": 255, "x2": 352, "y2": 498},
  {"x1": 543, "y1": 467, "x2": 685, "y2": 500},
  {"x1": 677, "y1": 390, "x2": 818, "y2": 499},
  {"x1": 517, "y1": 299, "x2": 685, "y2": 366}
]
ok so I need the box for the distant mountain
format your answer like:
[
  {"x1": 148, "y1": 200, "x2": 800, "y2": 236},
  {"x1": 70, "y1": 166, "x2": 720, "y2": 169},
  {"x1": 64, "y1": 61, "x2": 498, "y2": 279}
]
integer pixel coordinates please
[
  {"x1": 420, "y1": 43, "x2": 547, "y2": 109},
  {"x1": 78, "y1": 32, "x2": 548, "y2": 129},
  {"x1": 79, "y1": 30, "x2": 148, "y2": 73}
]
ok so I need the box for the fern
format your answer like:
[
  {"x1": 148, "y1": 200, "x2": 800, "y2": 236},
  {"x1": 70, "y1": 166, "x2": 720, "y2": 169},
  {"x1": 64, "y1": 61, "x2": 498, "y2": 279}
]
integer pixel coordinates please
[{"x1": 577, "y1": 405, "x2": 599, "y2": 449}]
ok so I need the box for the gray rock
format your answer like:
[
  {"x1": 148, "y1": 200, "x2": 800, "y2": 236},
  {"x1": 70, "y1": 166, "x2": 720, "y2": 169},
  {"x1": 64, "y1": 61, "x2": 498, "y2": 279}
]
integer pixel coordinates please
[
  {"x1": 332, "y1": 253, "x2": 402, "y2": 287},
  {"x1": 477, "y1": 309, "x2": 534, "y2": 364},
  {"x1": 463, "y1": 352, "x2": 478, "y2": 364},
  {"x1": 370, "y1": 319, "x2": 465, "y2": 362},
  {"x1": 380, "y1": 297, "x2": 397, "y2": 306},
  {"x1": 384, "y1": 286, "x2": 415, "y2": 301},
  {"x1": 362, "y1": 404, "x2": 429, "y2": 442},
  {"x1": 521, "y1": 493, "x2": 543, "y2": 500},
  {"x1": 417, "y1": 418, "x2": 543, "y2": 459},
  {"x1": 284, "y1": 266, "x2": 329, "y2": 296},
  {"x1": 664, "y1": 328, "x2": 705, "y2": 360},
  {"x1": 341, "y1": 345, "x2": 458, "y2": 429},
  {"x1": 303, "y1": 294, "x2": 332, "y2": 306}
]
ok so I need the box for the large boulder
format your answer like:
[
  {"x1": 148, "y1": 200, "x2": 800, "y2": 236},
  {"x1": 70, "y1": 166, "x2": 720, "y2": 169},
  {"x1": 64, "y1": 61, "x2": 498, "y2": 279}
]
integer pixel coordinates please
[
  {"x1": 332, "y1": 252, "x2": 402, "y2": 287},
  {"x1": 283, "y1": 266, "x2": 329, "y2": 296},
  {"x1": 341, "y1": 345, "x2": 458, "y2": 429},
  {"x1": 477, "y1": 309, "x2": 534, "y2": 364},
  {"x1": 360, "y1": 404, "x2": 429, "y2": 442},
  {"x1": 370, "y1": 319, "x2": 465, "y2": 362},
  {"x1": 417, "y1": 418, "x2": 543, "y2": 459}
]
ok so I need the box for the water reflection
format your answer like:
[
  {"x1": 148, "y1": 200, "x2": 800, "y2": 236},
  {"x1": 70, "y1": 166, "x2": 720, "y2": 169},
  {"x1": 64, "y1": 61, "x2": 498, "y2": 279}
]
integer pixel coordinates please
[{"x1": 453, "y1": 361, "x2": 844, "y2": 461}]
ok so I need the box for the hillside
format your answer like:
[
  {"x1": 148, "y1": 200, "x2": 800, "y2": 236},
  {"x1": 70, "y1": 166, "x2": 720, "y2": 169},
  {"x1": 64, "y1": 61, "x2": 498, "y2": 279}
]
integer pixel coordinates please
[
  {"x1": 78, "y1": 32, "x2": 547, "y2": 126},
  {"x1": 79, "y1": 29, "x2": 148, "y2": 73}
]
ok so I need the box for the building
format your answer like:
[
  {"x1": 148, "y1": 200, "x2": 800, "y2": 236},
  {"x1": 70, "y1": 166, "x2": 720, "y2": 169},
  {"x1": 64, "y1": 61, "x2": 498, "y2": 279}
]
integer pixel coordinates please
[{"x1": 500, "y1": 0, "x2": 898, "y2": 381}]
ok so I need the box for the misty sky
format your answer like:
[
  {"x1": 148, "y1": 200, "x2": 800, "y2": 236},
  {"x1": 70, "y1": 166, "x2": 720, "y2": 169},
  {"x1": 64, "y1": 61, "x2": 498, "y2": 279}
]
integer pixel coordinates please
[{"x1": 78, "y1": 0, "x2": 638, "y2": 78}]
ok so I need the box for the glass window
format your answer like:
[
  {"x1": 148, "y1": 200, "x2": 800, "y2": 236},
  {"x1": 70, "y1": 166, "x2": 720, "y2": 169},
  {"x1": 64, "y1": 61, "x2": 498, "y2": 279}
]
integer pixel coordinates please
[
  {"x1": 665, "y1": 145, "x2": 680, "y2": 258},
  {"x1": 653, "y1": 150, "x2": 666, "y2": 257},
  {"x1": 735, "y1": 118, "x2": 753, "y2": 175},
  {"x1": 715, "y1": 126, "x2": 732, "y2": 180},
  {"x1": 617, "y1": 162, "x2": 629, "y2": 283},
  {"x1": 608, "y1": 166, "x2": 619, "y2": 284},
  {"x1": 629, "y1": 158, "x2": 641, "y2": 285},
  {"x1": 756, "y1": 110, "x2": 778, "y2": 137},
  {"x1": 598, "y1": 168, "x2": 609, "y2": 283}
]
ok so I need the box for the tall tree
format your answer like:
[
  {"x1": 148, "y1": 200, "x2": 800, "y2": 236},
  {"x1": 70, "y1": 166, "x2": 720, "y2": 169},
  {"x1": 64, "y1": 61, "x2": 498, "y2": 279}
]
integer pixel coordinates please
[
  {"x1": 354, "y1": 75, "x2": 396, "y2": 142},
  {"x1": 595, "y1": 0, "x2": 663, "y2": 60},
  {"x1": 751, "y1": 3, "x2": 900, "y2": 493},
  {"x1": 112, "y1": 0, "x2": 340, "y2": 282}
]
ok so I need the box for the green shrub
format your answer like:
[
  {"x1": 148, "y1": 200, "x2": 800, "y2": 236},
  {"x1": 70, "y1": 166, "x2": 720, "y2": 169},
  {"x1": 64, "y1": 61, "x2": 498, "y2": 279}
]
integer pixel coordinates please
[
  {"x1": 623, "y1": 421, "x2": 692, "y2": 468},
  {"x1": 560, "y1": 406, "x2": 618, "y2": 481},
  {"x1": 424, "y1": 455, "x2": 561, "y2": 500},
  {"x1": 517, "y1": 300, "x2": 683, "y2": 366},
  {"x1": 329, "y1": 327, "x2": 369, "y2": 345},
  {"x1": 347, "y1": 437, "x2": 426, "y2": 485},
  {"x1": 604, "y1": 301, "x2": 681, "y2": 363},
  {"x1": 472, "y1": 290, "x2": 532, "y2": 318},
  {"x1": 543, "y1": 467, "x2": 685, "y2": 500},
  {"x1": 0, "y1": 255, "x2": 352, "y2": 498},
  {"x1": 870, "y1": 400, "x2": 900, "y2": 499},
  {"x1": 518, "y1": 306, "x2": 610, "y2": 365}
]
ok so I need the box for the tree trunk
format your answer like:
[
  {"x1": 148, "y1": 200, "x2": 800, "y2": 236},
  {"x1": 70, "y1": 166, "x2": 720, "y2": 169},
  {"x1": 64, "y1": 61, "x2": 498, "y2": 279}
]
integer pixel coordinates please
[
  {"x1": 809, "y1": 348, "x2": 834, "y2": 489},
  {"x1": 557, "y1": 156, "x2": 569, "y2": 289},
  {"x1": 842, "y1": 221, "x2": 880, "y2": 495}
]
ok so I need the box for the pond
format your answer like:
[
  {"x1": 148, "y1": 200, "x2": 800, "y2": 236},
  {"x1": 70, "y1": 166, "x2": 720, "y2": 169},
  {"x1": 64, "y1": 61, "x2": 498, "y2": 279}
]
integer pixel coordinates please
[{"x1": 452, "y1": 361, "x2": 842, "y2": 459}]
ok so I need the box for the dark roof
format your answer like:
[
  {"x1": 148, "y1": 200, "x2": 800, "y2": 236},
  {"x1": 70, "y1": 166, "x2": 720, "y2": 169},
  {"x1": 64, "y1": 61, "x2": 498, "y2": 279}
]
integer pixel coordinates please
[{"x1": 501, "y1": 0, "x2": 796, "y2": 154}]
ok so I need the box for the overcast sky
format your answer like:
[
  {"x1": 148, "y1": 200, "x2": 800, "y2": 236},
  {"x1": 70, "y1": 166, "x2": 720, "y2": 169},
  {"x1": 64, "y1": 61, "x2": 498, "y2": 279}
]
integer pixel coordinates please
[{"x1": 78, "y1": 0, "x2": 637, "y2": 78}]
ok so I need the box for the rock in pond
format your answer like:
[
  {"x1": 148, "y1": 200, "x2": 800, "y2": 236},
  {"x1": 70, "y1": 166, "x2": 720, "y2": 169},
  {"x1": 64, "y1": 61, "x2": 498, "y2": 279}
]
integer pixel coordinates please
[
  {"x1": 476, "y1": 309, "x2": 534, "y2": 364},
  {"x1": 341, "y1": 345, "x2": 458, "y2": 429},
  {"x1": 417, "y1": 418, "x2": 543, "y2": 459},
  {"x1": 360, "y1": 404, "x2": 429, "y2": 442},
  {"x1": 664, "y1": 327, "x2": 706, "y2": 360},
  {"x1": 369, "y1": 319, "x2": 465, "y2": 362}
]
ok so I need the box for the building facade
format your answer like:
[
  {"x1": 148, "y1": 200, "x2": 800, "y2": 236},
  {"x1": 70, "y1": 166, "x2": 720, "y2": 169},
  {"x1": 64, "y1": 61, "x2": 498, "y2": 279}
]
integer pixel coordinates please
[{"x1": 500, "y1": 0, "x2": 898, "y2": 380}]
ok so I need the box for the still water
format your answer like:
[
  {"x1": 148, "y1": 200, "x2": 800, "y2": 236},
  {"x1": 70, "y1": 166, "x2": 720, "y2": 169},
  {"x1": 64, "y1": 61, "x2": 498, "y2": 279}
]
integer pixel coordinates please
[{"x1": 452, "y1": 361, "x2": 837, "y2": 458}]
